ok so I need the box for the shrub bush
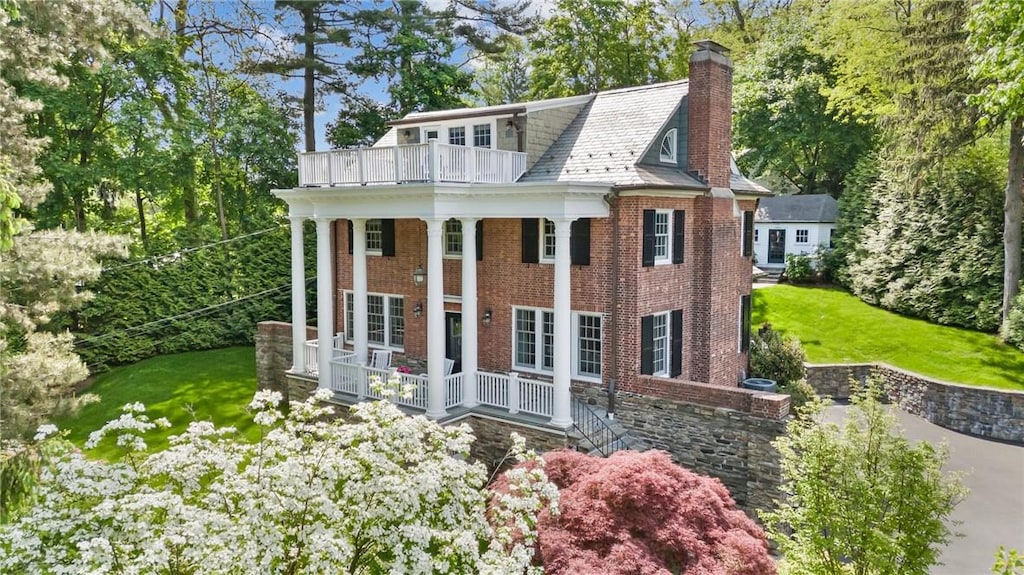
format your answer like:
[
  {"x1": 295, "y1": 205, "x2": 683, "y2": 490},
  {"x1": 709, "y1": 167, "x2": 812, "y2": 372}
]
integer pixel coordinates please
[
  {"x1": 784, "y1": 253, "x2": 815, "y2": 283},
  {"x1": 1001, "y1": 290, "x2": 1024, "y2": 352},
  {"x1": 750, "y1": 325, "x2": 806, "y2": 387}
]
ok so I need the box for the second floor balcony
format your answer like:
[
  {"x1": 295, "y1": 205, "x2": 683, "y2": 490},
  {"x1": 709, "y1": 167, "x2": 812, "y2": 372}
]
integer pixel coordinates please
[{"x1": 298, "y1": 141, "x2": 529, "y2": 187}]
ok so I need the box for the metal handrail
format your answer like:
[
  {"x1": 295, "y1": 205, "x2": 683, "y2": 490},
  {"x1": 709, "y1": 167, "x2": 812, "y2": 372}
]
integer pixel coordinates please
[{"x1": 570, "y1": 394, "x2": 627, "y2": 457}]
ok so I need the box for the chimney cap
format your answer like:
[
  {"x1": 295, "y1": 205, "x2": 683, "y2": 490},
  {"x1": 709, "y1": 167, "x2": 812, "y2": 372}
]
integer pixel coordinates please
[{"x1": 692, "y1": 39, "x2": 730, "y2": 56}]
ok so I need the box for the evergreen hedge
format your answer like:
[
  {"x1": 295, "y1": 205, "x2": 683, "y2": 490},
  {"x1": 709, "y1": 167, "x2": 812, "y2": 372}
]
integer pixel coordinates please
[{"x1": 74, "y1": 224, "x2": 316, "y2": 372}]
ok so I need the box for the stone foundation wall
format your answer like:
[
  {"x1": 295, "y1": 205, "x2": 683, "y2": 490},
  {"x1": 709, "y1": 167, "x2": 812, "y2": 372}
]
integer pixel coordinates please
[
  {"x1": 256, "y1": 321, "x2": 316, "y2": 403},
  {"x1": 575, "y1": 381, "x2": 789, "y2": 514},
  {"x1": 805, "y1": 362, "x2": 1024, "y2": 444},
  {"x1": 459, "y1": 415, "x2": 574, "y2": 474}
]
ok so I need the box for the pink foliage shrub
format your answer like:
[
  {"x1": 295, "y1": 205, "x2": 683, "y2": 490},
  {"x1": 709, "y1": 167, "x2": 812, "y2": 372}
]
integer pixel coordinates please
[{"x1": 494, "y1": 449, "x2": 776, "y2": 575}]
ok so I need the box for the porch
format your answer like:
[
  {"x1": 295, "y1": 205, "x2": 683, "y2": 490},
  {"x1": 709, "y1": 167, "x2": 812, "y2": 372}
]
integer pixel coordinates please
[
  {"x1": 298, "y1": 141, "x2": 528, "y2": 187},
  {"x1": 296, "y1": 339, "x2": 556, "y2": 417}
]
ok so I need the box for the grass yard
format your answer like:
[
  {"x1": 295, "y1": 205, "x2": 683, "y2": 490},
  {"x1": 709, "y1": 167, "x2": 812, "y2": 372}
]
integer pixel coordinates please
[
  {"x1": 752, "y1": 285, "x2": 1024, "y2": 390},
  {"x1": 57, "y1": 346, "x2": 261, "y2": 460}
]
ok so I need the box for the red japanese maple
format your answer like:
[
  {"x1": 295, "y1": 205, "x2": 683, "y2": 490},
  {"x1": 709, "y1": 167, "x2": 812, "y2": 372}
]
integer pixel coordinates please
[{"x1": 495, "y1": 449, "x2": 775, "y2": 575}]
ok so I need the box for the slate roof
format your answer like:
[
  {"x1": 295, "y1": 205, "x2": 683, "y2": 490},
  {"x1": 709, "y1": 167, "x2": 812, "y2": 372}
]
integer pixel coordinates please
[
  {"x1": 755, "y1": 194, "x2": 838, "y2": 223},
  {"x1": 520, "y1": 81, "x2": 696, "y2": 187}
]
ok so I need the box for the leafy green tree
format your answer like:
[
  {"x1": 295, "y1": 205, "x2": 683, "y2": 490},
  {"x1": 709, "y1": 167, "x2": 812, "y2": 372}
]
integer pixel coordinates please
[
  {"x1": 528, "y1": 0, "x2": 677, "y2": 99},
  {"x1": 474, "y1": 37, "x2": 531, "y2": 106},
  {"x1": 968, "y1": 0, "x2": 1024, "y2": 322},
  {"x1": 762, "y1": 379, "x2": 967, "y2": 575},
  {"x1": 733, "y1": 15, "x2": 874, "y2": 197}
]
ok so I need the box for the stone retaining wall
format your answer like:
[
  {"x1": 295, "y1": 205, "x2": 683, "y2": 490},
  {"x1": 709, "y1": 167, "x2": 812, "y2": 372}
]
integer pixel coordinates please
[
  {"x1": 805, "y1": 362, "x2": 1024, "y2": 444},
  {"x1": 256, "y1": 321, "x2": 316, "y2": 402},
  {"x1": 458, "y1": 415, "x2": 573, "y2": 473},
  {"x1": 575, "y1": 380, "x2": 789, "y2": 513}
]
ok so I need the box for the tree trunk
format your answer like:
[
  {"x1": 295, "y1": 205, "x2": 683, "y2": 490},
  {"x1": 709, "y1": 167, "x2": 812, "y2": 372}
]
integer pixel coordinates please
[
  {"x1": 302, "y1": 5, "x2": 316, "y2": 152},
  {"x1": 136, "y1": 188, "x2": 148, "y2": 246},
  {"x1": 1004, "y1": 117, "x2": 1024, "y2": 321}
]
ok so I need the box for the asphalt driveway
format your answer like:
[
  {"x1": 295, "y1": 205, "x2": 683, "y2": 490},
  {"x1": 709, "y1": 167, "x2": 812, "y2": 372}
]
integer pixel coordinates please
[{"x1": 822, "y1": 404, "x2": 1024, "y2": 575}]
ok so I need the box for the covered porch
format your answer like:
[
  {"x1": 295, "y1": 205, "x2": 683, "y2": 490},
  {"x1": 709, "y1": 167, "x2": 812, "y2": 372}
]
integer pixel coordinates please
[{"x1": 274, "y1": 177, "x2": 611, "y2": 428}]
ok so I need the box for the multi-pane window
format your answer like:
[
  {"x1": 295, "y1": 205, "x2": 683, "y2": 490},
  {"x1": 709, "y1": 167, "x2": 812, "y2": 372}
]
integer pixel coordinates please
[
  {"x1": 445, "y1": 219, "x2": 463, "y2": 256},
  {"x1": 448, "y1": 126, "x2": 466, "y2": 146},
  {"x1": 365, "y1": 219, "x2": 383, "y2": 253},
  {"x1": 654, "y1": 211, "x2": 671, "y2": 262},
  {"x1": 514, "y1": 307, "x2": 601, "y2": 379},
  {"x1": 473, "y1": 124, "x2": 492, "y2": 148},
  {"x1": 577, "y1": 314, "x2": 602, "y2": 377},
  {"x1": 541, "y1": 219, "x2": 556, "y2": 260},
  {"x1": 344, "y1": 292, "x2": 404, "y2": 350},
  {"x1": 652, "y1": 313, "x2": 669, "y2": 376},
  {"x1": 796, "y1": 229, "x2": 809, "y2": 244},
  {"x1": 754, "y1": 229, "x2": 760, "y2": 243}
]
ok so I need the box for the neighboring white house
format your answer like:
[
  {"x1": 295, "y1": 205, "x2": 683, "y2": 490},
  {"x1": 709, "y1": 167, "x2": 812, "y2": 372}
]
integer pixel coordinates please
[{"x1": 753, "y1": 194, "x2": 837, "y2": 269}]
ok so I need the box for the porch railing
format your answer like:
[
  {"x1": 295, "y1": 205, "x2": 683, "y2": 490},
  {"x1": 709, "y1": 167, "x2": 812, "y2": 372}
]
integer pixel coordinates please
[
  {"x1": 298, "y1": 141, "x2": 528, "y2": 187},
  {"x1": 304, "y1": 335, "x2": 350, "y2": 375},
  {"x1": 475, "y1": 371, "x2": 554, "y2": 418}
]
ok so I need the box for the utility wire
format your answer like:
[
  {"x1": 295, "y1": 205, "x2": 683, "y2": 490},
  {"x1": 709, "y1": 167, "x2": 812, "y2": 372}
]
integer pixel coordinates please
[
  {"x1": 100, "y1": 224, "x2": 289, "y2": 272},
  {"x1": 75, "y1": 276, "x2": 316, "y2": 352}
]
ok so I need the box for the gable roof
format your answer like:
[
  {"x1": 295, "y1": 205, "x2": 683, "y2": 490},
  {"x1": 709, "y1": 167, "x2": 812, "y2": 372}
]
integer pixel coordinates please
[
  {"x1": 520, "y1": 81, "x2": 709, "y2": 188},
  {"x1": 756, "y1": 194, "x2": 838, "y2": 223}
]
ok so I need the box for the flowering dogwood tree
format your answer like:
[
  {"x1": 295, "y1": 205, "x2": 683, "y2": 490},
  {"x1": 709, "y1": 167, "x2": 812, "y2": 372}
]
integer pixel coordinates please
[
  {"x1": 494, "y1": 449, "x2": 776, "y2": 575},
  {"x1": 0, "y1": 386, "x2": 558, "y2": 574}
]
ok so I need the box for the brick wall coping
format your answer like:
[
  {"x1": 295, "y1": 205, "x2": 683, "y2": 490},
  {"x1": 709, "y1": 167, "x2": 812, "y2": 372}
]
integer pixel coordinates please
[
  {"x1": 804, "y1": 361, "x2": 1024, "y2": 444},
  {"x1": 258, "y1": 321, "x2": 317, "y2": 339},
  {"x1": 642, "y1": 376, "x2": 791, "y2": 421}
]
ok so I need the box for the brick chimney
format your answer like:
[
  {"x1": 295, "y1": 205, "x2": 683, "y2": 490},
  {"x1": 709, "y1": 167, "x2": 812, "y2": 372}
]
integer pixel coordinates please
[{"x1": 687, "y1": 40, "x2": 733, "y2": 190}]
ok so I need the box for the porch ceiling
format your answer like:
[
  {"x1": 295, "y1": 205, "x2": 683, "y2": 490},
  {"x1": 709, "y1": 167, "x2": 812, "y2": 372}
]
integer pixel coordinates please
[{"x1": 273, "y1": 181, "x2": 613, "y2": 220}]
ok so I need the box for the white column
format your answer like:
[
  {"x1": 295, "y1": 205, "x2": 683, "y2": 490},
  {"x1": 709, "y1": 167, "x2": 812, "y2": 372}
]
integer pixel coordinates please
[
  {"x1": 289, "y1": 215, "x2": 306, "y2": 373},
  {"x1": 425, "y1": 218, "x2": 447, "y2": 418},
  {"x1": 315, "y1": 217, "x2": 334, "y2": 391},
  {"x1": 352, "y1": 219, "x2": 369, "y2": 365},
  {"x1": 460, "y1": 218, "x2": 479, "y2": 408},
  {"x1": 550, "y1": 218, "x2": 574, "y2": 427}
]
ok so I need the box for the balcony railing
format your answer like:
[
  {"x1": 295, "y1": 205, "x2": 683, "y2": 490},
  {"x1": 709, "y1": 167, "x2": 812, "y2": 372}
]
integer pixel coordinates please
[{"x1": 298, "y1": 141, "x2": 528, "y2": 187}]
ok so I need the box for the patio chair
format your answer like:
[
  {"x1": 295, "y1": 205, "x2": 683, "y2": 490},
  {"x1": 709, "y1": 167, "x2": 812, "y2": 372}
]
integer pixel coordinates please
[
  {"x1": 419, "y1": 358, "x2": 456, "y2": 378},
  {"x1": 370, "y1": 349, "x2": 392, "y2": 370}
]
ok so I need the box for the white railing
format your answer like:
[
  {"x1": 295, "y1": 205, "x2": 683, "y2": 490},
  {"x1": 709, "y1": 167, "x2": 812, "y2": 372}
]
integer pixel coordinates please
[
  {"x1": 445, "y1": 373, "x2": 464, "y2": 408},
  {"x1": 304, "y1": 335, "x2": 351, "y2": 375},
  {"x1": 475, "y1": 371, "x2": 554, "y2": 417},
  {"x1": 298, "y1": 141, "x2": 528, "y2": 187}
]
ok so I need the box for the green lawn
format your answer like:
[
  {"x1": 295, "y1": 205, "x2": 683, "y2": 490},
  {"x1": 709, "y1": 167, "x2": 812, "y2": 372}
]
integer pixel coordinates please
[
  {"x1": 57, "y1": 346, "x2": 261, "y2": 460},
  {"x1": 752, "y1": 285, "x2": 1024, "y2": 391}
]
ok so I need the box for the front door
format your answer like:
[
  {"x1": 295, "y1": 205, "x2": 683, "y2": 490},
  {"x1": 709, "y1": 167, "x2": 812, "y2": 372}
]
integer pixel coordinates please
[
  {"x1": 445, "y1": 312, "x2": 462, "y2": 373},
  {"x1": 767, "y1": 229, "x2": 786, "y2": 264}
]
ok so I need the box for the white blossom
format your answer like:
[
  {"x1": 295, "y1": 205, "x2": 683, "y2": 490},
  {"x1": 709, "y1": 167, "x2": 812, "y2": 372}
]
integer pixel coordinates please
[{"x1": 0, "y1": 373, "x2": 558, "y2": 574}]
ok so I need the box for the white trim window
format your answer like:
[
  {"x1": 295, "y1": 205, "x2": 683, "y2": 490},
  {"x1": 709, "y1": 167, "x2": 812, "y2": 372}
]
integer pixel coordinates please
[
  {"x1": 541, "y1": 219, "x2": 556, "y2": 261},
  {"x1": 344, "y1": 291, "x2": 405, "y2": 351},
  {"x1": 365, "y1": 219, "x2": 383, "y2": 254},
  {"x1": 651, "y1": 312, "x2": 669, "y2": 376},
  {"x1": 513, "y1": 306, "x2": 602, "y2": 381},
  {"x1": 796, "y1": 229, "x2": 809, "y2": 244},
  {"x1": 659, "y1": 128, "x2": 677, "y2": 163},
  {"x1": 448, "y1": 126, "x2": 466, "y2": 146},
  {"x1": 444, "y1": 219, "x2": 463, "y2": 257},
  {"x1": 654, "y1": 210, "x2": 671, "y2": 264},
  {"x1": 473, "y1": 124, "x2": 492, "y2": 148}
]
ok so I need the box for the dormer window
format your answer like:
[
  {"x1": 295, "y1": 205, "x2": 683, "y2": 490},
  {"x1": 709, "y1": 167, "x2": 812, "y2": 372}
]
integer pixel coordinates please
[{"x1": 660, "y1": 128, "x2": 677, "y2": 163}]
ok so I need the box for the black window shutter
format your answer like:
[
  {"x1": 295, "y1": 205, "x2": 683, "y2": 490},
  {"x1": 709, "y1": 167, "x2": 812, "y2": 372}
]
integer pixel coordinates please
[
  {"x1": 740, "y1": 295, "x2": 752, "y2": 352},
  {"x1": 381, "y1": 219, "x2": 396, "y2": 256},
  {"x1": 742, "y1": 210, "x2": 754, "y2": 257},
  {"x1": 640, "y1": 315, "x2": 654, "y2": 375},
  {"x1": 347, "y1": 220, "x2": 353, "y2": 255},
  {"x1": 476, "y1": 220, "x2": 484, "y2": 261},
  {"x1": 642, "y1": 210, "x2": 655, "y2": 267},
  {"x1": 521, "y1": 218, "x2": 539, "y2": 264},
  {"x1": 570, "y1": 218, "x2": 591, "y2": 266},
  {"x1": 670, "y1": 309, "x2": 683, "y2": 377},
  {"x1": 672, "y1": 210, "x2": 685, "y2": 264}
]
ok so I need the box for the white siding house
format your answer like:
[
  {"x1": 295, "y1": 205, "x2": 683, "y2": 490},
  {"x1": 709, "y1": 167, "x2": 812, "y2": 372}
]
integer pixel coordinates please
[{"x1": 753, "y1": 195, "x2": 837, "y2": 269}]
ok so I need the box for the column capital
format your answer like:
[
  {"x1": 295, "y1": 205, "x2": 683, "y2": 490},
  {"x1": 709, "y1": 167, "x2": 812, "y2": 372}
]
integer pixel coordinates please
[
  {"x1": 459, "y1": 216, "x2": 479, "y2": 225},
  {"x1": 552, "y1": 217, "x2": 574, "y2": 237},
  {"x1": 313, "y1": 216, "x2": 335, "y2": 224},
  {"x1": 288, "y1": 214, "x2": 307, "y2": 222},
  {"x1": 423, "y1": 217, "x2": 444, "y2": 235},
  {"x1": 351, "y1": 218, "x2": 366, "y2": 231}
]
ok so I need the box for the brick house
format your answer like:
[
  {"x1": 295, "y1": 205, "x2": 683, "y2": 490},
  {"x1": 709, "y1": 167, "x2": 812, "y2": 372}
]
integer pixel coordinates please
[{"x1": 272, "y1": 40, "x2": 771, "y2": 432}]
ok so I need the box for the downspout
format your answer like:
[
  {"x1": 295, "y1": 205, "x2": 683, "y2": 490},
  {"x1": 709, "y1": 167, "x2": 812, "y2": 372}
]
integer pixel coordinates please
[
  {"x1": 513, "y1": 112, "x2": 525, "y2": 153},
  {"x1": 606, "y1": 190, "x2": 621, "y2": 418}
]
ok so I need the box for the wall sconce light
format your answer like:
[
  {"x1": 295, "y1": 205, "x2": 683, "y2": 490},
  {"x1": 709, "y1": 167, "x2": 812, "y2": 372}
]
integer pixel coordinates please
[
  {"x1": 482, "y1": 309, "x2": 492, "y2": 325},
  {"x1": 403, "y1": 129, "x2": 411, "y2": 138},
  {"x1": 412, "y1": 264, "x2": 426, "y2": 287},
  {"x1": 413, "y1": 301, "x2": 423, "y2": 318},
  {"x1": 505, "y1": 119, "x2": 516, "y2": 137}
]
